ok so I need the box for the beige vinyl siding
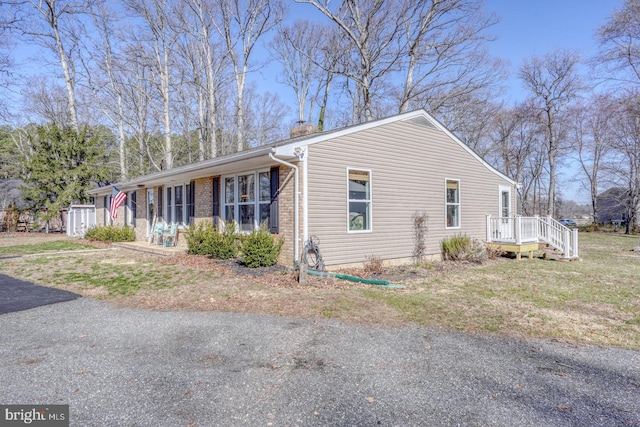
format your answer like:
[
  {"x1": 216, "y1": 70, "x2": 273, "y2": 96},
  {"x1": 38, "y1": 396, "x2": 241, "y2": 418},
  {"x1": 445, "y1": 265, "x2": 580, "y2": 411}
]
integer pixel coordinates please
[{"x1": 307, "y1": 120, "x2": 514, "y2": 267}]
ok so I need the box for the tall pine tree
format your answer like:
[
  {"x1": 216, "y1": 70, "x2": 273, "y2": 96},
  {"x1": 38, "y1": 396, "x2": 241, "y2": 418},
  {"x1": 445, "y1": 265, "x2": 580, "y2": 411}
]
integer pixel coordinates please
[{"x1": 21, "y1": 124, "x2": 110, "y2": 226}]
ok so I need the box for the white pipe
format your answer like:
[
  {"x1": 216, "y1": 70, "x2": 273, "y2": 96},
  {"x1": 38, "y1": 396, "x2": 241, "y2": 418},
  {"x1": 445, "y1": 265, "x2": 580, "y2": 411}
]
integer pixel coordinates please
[
  {"x1": 269, "y1": 151, "x2": 299, "y2": 262},
  {"x1": 302, "y1": 152, "x2": 308, "y2": 247}
]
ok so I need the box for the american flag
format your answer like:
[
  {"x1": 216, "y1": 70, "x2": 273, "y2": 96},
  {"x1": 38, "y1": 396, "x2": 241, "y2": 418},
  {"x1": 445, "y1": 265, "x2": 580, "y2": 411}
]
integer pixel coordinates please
[{"x1": 110, "y1": 186, "x2": 127, "y2": 220}]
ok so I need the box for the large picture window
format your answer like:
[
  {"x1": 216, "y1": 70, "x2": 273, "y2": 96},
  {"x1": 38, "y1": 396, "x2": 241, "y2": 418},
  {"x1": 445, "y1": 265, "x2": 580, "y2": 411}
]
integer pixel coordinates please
[
  {"x1": 446, "y1": 179, "x2": 460, "y2": 228},
  {"x1": 164, "y1": 181, "x2": 195, "y2": 226},
  {"x1": 348, "y1": 169, "x2": 371, "y2": 232},
  {"x1": 223, "y1": 170, "x2": 272, "y2": 232},
  {"x1": 238, "y1": 173, "x2": 255, "y2": 232}
]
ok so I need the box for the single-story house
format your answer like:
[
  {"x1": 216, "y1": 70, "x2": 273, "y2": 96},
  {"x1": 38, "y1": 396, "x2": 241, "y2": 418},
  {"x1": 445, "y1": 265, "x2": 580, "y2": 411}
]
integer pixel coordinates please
[
  {"x1": 88, "y1": 109, "x2": 519, "y2": 268},
  {"x1": 597, "y1": 187, "x2": 639, "y2": 227}
]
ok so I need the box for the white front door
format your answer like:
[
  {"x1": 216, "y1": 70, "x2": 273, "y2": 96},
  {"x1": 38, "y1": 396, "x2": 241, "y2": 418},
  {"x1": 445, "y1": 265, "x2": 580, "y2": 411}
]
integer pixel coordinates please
[{"x1": 147, "y1": 189, "x2": 155, "y2": 236}]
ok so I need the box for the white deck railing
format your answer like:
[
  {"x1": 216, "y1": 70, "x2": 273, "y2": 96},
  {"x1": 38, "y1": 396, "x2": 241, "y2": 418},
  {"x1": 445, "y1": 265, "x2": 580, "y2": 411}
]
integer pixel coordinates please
[{"x1": 486, "y1": 215, "x2": 579, "y2": 259}]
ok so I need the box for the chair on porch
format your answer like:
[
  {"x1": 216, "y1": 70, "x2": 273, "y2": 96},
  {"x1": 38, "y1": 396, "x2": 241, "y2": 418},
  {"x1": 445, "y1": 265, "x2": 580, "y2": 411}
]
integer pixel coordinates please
[
  {"x1": 152, "y1": 221, "x2": 166, "y2": 245},
  {"x1": 162, "y1": 223, "x2": 177, "y2": 247}
]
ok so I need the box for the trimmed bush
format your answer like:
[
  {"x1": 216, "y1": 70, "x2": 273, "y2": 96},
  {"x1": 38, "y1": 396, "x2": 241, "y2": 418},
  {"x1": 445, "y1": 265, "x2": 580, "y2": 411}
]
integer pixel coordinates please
[
  {"x1": 441, "y1": 233, "x2": 487, "y2": 263},
  {"x1": 240, "y1": 225, "x2": 284, "y2": 268},
  {"x1": 204, "y1": 221, "x2": 239, "y2": 259},
  {"x1": 185, "y1": 221, "x2": 216, "y2": 255},
  {"x1": 84, "y1": 225, "x2": 136, "y2": 242}
]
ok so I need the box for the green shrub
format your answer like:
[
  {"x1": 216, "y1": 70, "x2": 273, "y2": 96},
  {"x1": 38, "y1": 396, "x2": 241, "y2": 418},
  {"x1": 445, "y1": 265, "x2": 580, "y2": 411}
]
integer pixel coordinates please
[
  {"x1": 185, "y1": 221, "x2": 216, "y2": 255},
  {"x1": 204, "y1": 220, "x2": 239, "y2": 259},
  {"x1": 441, "y1": 233, "x2": 487, "y2": 263},
  {"x1": 84, "y1": 225, "x2": 136, "y2": 242},
  {"x1": 240, "y1": 225, "x2": 284, "y2": 268}
]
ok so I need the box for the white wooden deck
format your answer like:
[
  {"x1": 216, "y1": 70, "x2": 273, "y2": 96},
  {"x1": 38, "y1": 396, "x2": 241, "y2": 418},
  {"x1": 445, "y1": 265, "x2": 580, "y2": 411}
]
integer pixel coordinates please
[{"x1": 486, "y1": 215, "x2": 579, "y2": 260}]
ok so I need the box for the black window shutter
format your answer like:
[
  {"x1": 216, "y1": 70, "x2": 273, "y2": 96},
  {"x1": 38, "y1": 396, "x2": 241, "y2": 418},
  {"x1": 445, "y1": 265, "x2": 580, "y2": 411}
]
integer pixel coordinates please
[
  {"x1": 212, "y1": 177, "x2": 220, "y2": 227},
  {"x1": 189, "y1": 180, "x2": 195, "y2": 220},
  {"x1": 269, "y1": 166, "x2": 279, "y2": 233},
  {"x1": 158, "y1": 187, "x2": 163, "y2": 218},
  {"x1": 131, "y1": 191, "x2": 137, "y2": 220}
]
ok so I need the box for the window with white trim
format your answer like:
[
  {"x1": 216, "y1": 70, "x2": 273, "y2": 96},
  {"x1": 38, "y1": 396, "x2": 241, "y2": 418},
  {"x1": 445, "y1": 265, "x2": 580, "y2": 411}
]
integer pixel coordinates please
[
  {"x1": 175, "y1": 185, "x2": 183, "y2": 225},
  {"x1": 223, "y1": 171, "x2": 272, "y2": 231},
  {"x1": 238, "y1": 173, "x2": 255, "y2": 231},
  {"x1": 348, "y1": 169, "x2": 371, "y2": 232},
  {"x1": 164, "y1": 181, "x2": 195, "y2": 226},
  {"x1": 224, "y1": 177, "x2": 235, "y2": 224},
  {"x1": 446, "y1": 179, "x2": 460, "y2": 228},
  {"x1": 258, "y1": 171, "x2": 271, "y2": 226}
]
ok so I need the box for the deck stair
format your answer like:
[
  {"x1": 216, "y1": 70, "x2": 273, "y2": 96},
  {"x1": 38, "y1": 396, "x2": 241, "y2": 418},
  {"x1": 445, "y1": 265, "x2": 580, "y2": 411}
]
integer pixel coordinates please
[{"x1": 486, "y1": 215, "x2": 579, "y2": 260}]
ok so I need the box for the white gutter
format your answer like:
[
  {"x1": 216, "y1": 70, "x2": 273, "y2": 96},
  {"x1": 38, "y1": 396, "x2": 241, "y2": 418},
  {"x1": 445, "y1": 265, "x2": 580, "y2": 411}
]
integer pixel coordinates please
[{"x1": 269, "y1": 150, "x2": 300, "y2": 262}]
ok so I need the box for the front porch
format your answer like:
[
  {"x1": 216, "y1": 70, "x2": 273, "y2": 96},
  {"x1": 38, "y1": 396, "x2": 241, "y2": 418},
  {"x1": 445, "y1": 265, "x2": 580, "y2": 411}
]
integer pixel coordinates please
[
  {"x1": 112, "y1": 241, "x2": 186, "y2": 257},
  {"x1": 486, "y1": 215, "x2": 579, "y2": 260}
]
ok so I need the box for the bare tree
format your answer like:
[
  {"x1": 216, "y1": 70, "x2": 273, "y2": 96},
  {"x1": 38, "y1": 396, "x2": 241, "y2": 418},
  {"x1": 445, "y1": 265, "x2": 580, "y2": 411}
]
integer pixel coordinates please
[
  {"x1": 118, "y1": 41, "x2": 159, "y2": 176},
  {"x1": 296, "y1": 0, "x2": 405, "y2": 123},
  {"x1": 568, "y1": 95, "x2": 615, "y2": 226},
  {"x1": 244, "y1": 88, "x2": 290, "y2": 146},
  {"x1": 519, "y1": 49, "x2": 582, "y2": 218},
  {"x1": 22, "y1": 78, "x2": 71, "y2": 127},
  {"x1": 81, "y1": 3, "x2": 130, "y2": 179},
  {"x1": 610, "y1": 92, "x2": 640, "y2": 233},
  {"x1": 269, "y1": 20, "x2": 324, "y2": 125},
  {"x1": 491, "y1": 103, "x2": 546, "y2": 215},
  {"x1": 397, "y1": 0, "x2": 500, "y2": 115},
  {"x1": 213, "y1": 0, "x2": 285, "y2": 152},
  {"x1": 124, "y1": 0, "x2": 179, "y2": 170},
  {"x1": 0, "y1": 14, "x2": 15, "y2": 121},
  {"x1": 435, "y1": 90, "x2": 501, "y2": 157},
  {"x1": 177, "y1": 0, "x2": 229, "y2": 158},
  {"x1": 595, "y1": 0, "x2": 640, "y2": 88},
  {"x1": 6, "y1": 0, "x2": 103, "y2": 132},
  {"x1": 174, "y1": 34, "x2": 207, "y2": 162}
]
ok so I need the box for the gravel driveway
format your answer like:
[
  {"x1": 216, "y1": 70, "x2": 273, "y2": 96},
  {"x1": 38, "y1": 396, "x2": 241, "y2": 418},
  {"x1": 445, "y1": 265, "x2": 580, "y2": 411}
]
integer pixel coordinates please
[{"x1": 1, "y1": 297, "x2": 639, "y2": 426}]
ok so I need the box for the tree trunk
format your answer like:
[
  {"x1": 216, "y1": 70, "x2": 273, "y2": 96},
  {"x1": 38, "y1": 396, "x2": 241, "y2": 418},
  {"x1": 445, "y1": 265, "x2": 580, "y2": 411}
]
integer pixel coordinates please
[{"x1": 51, "y1": 13, "x2": 79, "y2": 132}]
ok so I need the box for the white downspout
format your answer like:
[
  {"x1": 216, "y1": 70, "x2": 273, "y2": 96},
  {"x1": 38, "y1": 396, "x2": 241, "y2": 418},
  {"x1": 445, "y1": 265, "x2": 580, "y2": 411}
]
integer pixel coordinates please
[
  {"x1": 269, "y1": 150, "x2": 300, "y2": 262},
  {"x1": 302, "y1": 151, "x2": 308, "y2": 247}
]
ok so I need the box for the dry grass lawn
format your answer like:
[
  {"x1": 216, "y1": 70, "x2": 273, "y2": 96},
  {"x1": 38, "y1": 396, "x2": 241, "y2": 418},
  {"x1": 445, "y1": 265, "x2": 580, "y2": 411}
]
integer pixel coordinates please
[{"x1": 1, "y1": 231, "x2": 639, "y2": 350}]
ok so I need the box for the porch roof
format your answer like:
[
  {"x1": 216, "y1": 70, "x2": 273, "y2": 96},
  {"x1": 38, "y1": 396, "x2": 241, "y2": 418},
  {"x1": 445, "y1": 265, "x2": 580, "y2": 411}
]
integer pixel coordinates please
[{"x1": 88, "y1": 144, "x2": 281, "y2": 196}]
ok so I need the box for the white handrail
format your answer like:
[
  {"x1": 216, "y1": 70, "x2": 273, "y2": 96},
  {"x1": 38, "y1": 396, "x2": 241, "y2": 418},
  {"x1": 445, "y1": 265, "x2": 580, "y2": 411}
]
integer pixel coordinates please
[{"x1": 486, "y1": 215, "x2": 578, "y2": 259}]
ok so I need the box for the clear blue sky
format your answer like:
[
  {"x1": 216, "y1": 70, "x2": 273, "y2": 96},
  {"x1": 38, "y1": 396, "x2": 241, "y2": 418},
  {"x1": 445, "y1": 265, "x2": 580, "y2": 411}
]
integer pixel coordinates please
[{"x1": 484, "y1": 0, "x2": 624, "y2": 103}]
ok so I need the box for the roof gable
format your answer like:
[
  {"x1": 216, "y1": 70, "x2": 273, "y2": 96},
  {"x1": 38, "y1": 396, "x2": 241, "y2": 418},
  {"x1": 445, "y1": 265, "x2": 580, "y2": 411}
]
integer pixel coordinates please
[{"x1": 274, "y1": 109, "x2": 516, "y2": 186}]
